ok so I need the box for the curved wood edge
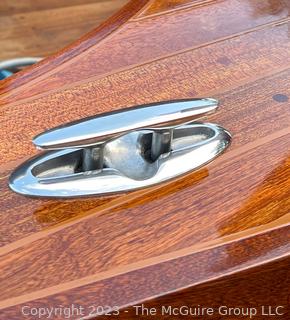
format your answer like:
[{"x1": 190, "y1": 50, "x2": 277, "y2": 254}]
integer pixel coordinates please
[
  {"x1": 0, "y1": 225, "x2": 289, "y2": 318},
  {"x1": 0, "y1": 0, "x2": 289, "y2": 316},
  {"x1": 0, "y1": 0, "x2": 149, "y2": 95},
  {"x1": 117, "y1": 257, "x2": 289, "y2": 319},
  {"x1": 2, "y1": 0, "x2": 290, "y2": 107}
]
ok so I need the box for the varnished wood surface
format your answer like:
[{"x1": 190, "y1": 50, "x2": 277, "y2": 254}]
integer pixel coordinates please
[
  {"x1": 3, "y1": 227, "x2": 290, "y2": 319},
  {"x1": 3, "y1": 0, "x2": 290, "y2": 102},
  {"x1": 117, "y1": 257, "x2": 290, "y2": 320},
  {"x1": 0, "y1": 0, "x2": 289, "y2": 319},
  {"x1": 0, "y1": 0, "x2": 127, "y2": 60}
]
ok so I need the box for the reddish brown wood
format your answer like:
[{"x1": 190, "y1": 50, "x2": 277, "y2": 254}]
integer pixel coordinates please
[
  {"x1": 1, "y1": 227, "x2": 289, "y2": 318},
  {"x1": 139, "y1": 0, "x2": 215, "y2": 17},
  {"x1": 118, "y1": 257, "x2": 290, "y2": 320},
  {"x1": 0, "y1": 0, "x2": 289, "y2": 319},
  {"x1": 2, "y1": 0, "x2": 290, "y2": 104},
  {"x1": 0, "y1": 0, "x2": 148, "y2": 98}
]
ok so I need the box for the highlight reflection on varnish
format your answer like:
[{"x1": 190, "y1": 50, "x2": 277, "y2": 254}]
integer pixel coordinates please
[{"x1": 0, "y1": 0, "x2": 289, "y2": 319}]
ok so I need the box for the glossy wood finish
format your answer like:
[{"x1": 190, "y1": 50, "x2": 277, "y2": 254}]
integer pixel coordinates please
[
  {"x1": 118, "y1": 257, "x2": 290, "y2": 320},
  {"x1": 0, "y1": 0, "x2": 127, "y2": 60},
  {"x1": 3, "y1": 0, "x2": 290, "y2": 102},
  {"x1": 139, "y1": 0, "x2": 211, "y2": 17},
  {"x1": 0, "y1": 0, "x2": 289, "y2": 318}
]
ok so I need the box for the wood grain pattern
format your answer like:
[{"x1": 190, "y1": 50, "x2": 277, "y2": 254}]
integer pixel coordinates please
[
  {"x1": 118, "y1": 257, "x2": 290, "y2": 320},
  {"x1": 0, "y1": 0, "x2": 289, "y2": 319},
  {"x1": 139, "y1": 0, "x2": 215, "y2": 17},
  {"x1": 0, "y1": 0, "x2": 127, "y2": 59},
  {"x1": 2, "y1": 0, "x2": 290, "y2": 104},
  {"x1": 1, "y1": 67, "x2": 290, "y2": 246},
  {"x1": 0, "y1": 0, "x2": 117, "y2": 16},
  {"x1": 1, "y1": 227, "x2": 289, "y2": 318}
]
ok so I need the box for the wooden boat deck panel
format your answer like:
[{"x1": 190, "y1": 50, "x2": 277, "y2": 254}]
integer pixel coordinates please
[{"x1": 0, "y1": 0, "x2": 289, "y2": 318}]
